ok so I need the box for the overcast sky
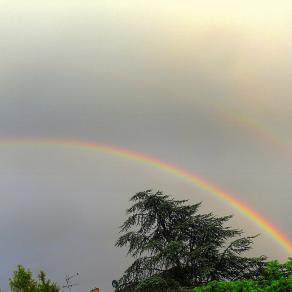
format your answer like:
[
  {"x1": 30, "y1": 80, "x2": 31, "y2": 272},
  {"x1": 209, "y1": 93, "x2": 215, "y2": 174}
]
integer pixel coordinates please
[{"x1": 0, "y1": 1, "x2": 291, "y2": 291}]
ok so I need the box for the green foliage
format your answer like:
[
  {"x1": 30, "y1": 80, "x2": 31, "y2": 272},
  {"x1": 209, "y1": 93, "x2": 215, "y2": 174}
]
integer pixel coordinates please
[
  {"x1": 193, "y1": 258, "x2": 292, "y2": 292},
  {"x1": 115, "y1": 190, "x2": 266, "y2": 291},
  {"x1": 193, "y1": 279, "x2": 257, "y2": 291},
  {"x1": 9, "y1": 265, "x2": 37, "y2": 292},
  {"x1": 9, "y1": 265, "x2": 59, "y2": 292},
  {"x1": 36, "y1": 271, "x2": 60, "y2": 292}
]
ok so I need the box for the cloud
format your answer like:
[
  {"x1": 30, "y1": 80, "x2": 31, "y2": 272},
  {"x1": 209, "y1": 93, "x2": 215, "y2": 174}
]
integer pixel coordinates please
[{"x1": 0, "y1": 1, "x2": 291, "y2": 290}]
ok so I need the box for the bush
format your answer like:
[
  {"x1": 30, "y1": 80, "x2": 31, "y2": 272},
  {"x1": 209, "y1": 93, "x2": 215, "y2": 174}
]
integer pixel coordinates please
[
  {"x1": 9, "y1": 265, "x2": 59, "y2": 292},
  {"x1": 193, "y1": 258, "x2": 292, "y2": 292}
]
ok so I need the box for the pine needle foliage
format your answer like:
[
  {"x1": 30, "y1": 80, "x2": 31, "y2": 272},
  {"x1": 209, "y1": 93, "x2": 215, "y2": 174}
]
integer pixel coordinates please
[{"x1": 115, "y1": 190, "x2": 266, "y2": 291}]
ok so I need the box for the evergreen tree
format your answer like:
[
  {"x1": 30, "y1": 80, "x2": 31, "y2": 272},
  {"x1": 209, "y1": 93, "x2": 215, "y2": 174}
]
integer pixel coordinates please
[{"x1": 115, "y1": 190, "x2": 266, "y2": 291}]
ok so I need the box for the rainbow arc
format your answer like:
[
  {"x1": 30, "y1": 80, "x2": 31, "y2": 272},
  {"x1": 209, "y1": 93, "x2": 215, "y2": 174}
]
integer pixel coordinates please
[{"x1": 1, "y1": 138, "x2": 291, "y2": 254}]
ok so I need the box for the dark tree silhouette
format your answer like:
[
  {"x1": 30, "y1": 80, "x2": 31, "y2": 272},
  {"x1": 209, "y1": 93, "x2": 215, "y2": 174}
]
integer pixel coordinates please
[{"x1": 115, "y1": 190, "x2": 266, "y2": 291}]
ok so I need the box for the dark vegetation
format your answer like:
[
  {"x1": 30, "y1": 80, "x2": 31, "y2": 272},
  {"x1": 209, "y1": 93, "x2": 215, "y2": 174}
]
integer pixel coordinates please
[{"x1": 114, "y1": 190, "x2": 291, "y2": 291}]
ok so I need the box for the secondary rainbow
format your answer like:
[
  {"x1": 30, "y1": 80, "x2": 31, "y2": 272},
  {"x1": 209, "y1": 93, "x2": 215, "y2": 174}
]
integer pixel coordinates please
[
  {"x1": 1, "y1": 138, "x2": 291, "y2": 254},
  {"x1": 219, "y1": 109, "x2": 292, "y2": 162}
]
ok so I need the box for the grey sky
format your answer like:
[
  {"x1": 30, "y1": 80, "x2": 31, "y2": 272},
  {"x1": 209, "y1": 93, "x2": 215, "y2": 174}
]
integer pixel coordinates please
[{"x1": 0, "y1": 1, "x2": 291, "y2": 291}]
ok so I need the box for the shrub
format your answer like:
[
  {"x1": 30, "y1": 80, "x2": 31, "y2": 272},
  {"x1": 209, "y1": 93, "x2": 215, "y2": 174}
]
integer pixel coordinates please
[{"x1": 193, "y1": 258, "x2": 292, "y2": 292}]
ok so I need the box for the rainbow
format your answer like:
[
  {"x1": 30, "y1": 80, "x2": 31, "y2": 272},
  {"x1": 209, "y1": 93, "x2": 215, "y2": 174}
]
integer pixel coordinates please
[
  {"x1": 219, "y1": 110, "x2": 292, "y2": 162},
  {"x1": 1, "y1": 137, "x2": 291, "y2": 254}
]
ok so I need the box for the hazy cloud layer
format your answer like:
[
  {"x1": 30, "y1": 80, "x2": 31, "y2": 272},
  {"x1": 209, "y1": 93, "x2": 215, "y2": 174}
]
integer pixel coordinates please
[{"x1": 0, "y1": 1, "x2": 291, "y2": 291}]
